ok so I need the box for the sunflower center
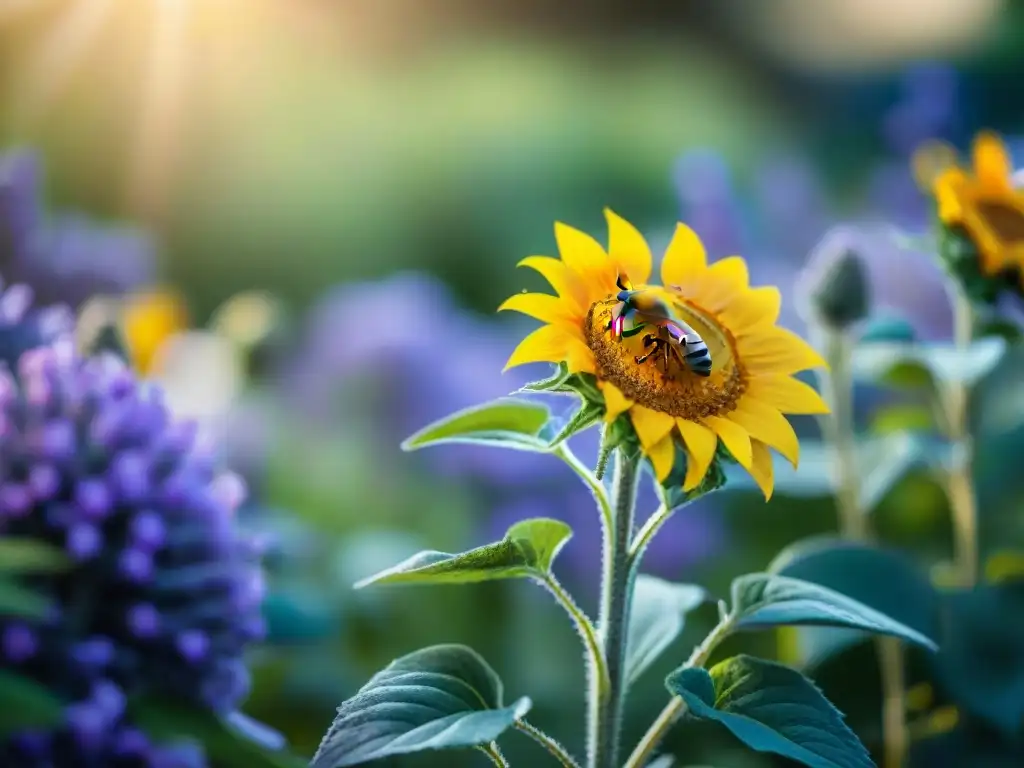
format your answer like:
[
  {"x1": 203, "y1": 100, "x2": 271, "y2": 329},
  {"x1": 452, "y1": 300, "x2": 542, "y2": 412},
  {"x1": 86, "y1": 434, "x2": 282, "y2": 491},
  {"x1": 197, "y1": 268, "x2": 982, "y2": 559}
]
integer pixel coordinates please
[
  {"x1": 584, "y1": 288, "x2": 746, "y2": 420},
  {"x1": 974, "y1": 200, "x2": 1024, "y2": 245}
]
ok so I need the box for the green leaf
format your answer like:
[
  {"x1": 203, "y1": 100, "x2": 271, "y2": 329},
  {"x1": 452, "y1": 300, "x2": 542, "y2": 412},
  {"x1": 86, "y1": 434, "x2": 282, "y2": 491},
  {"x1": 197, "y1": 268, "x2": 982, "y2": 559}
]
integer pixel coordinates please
[
  {"x1": 401, "y1": 399, "x2": 552, "y2": 452},
  {"x1": 0, "y1": 578, "x2": 53, "y2": 619},
  {"x1": 132, "y1": 699, "x2": 305, "y2": 768},
  {"x1": 354, "y1": 518, "x2": 572, "y2": 588},
  {"x1": 768, "y1": 537, "x2": 940, "y2": 666},
  {"x1": 667, "y1": 655, "x2": 873, "y2": 768},
  {"x1": 517, "y1": 362, "x2": 572, "y2": 392},
  {"x1": 932, "y1": 582, "x2": 1024, "y2": 735},
  {"x1": 852, "y1": 338, "x2": 1007, "y2": 387},
  {"x1": 0, "y1": 539, "x2": 70, "y2": 574},
  {"x1": 311, "y1": 644, "x2": 531, "y2": 767},
  {"x1": 625, "y1": 575, "x2": 708, "y2": 686},
  {"x1": 729, "y1": 573, "x2": 938, "y2": 650},
  {"x1": 869, "y1": 404, "x2": 935, "y2": 434},
  {"x1": 0, "y1": 670, "x2": 63, "y2": 737}
]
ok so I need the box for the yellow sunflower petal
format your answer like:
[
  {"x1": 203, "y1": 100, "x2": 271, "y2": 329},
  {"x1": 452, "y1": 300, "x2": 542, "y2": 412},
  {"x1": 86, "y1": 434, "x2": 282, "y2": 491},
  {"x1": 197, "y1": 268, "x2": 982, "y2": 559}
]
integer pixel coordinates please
[
  {"x1": 565, "y1": 336, "x2": 597, "y2": 374},
  {"x1": 738, "y1": 326, "x2": 828, "y2": 375},
  {"x1": 648, "y1": 436, "x2": 676, "y2": 483},
  {"x1": 503, "y1": 324, "x2": 569, "y2": 371},
  {"x1": 747, "y1": 439, "x2": 775, "y2": 501},
  {"x1": 675, "y1": 418, "x2": 717, "y2": 491},
  {"x1": 973, "y1": 132, "x2": 1012, "y2": 192},
  {"x1": 660, "y1": 222, "x2": 707, "y2": 286},
  {"x1": 721, "y1": 286, "x2": 781, "y2": 330},
  {"x1": 630, "y1": 405, "x2": 676, "y2": 450},
  {"x1": 747, "y1": 374, "x2": 830, "y2": 414},
  {"x1": 600, "y1": 381, "x2": 635, "y2": 422},
  {"x1": 707, "y1": 256, "x2": 749, "y2": 290},
  {"x1": 934, "y1": 170, "x2": 966, "y2": 224},
  {"x1": 554, "y1": 222, "x2": 616, "y2": 300},
  {"x1": 498, "y1": 293, "x2": 573, "y2": 325},
  {"x1": 703, "y1": 414, "x2": 752, "y2": 469},
  {"x1": 726, "y1": 399, "x2": 799, "y2": 467},
  {"x1": 605, "y1": 208, "x2": 652, "y2": 284},
  {"x1": 517, "y1": 256, "x2": 589, "y2": 315}
]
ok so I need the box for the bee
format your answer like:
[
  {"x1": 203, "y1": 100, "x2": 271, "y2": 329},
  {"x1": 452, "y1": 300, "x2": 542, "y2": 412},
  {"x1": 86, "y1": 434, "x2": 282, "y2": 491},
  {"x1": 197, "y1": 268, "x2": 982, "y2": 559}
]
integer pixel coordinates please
[{"x1": 604, "y1": 275, "x2": 712, "y2": 378}]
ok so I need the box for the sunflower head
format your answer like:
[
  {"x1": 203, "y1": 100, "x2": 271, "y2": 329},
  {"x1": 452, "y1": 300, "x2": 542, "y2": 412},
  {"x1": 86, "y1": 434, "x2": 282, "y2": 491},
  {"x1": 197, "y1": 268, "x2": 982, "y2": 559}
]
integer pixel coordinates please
[
  {"x1": 500, "y1": 209, "x2": 829, "y2": 500},
  {"x1": 915, "y1": 132, "x2": 1024, "y2": 300}
]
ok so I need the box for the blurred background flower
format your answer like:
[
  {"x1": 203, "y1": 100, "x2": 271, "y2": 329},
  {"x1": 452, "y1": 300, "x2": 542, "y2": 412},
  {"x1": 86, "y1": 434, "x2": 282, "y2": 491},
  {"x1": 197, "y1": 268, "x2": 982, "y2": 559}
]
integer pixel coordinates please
[{"x1": 3, "y1": 1, "x2": 1024, "y2": 766}]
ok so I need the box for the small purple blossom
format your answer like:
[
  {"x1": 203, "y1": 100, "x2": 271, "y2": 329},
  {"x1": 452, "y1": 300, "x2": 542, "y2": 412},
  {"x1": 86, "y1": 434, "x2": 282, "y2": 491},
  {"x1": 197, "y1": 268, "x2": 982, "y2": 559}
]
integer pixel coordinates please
[{"x1": 0, "y1": 338, "x2": 266, "y2": 767}]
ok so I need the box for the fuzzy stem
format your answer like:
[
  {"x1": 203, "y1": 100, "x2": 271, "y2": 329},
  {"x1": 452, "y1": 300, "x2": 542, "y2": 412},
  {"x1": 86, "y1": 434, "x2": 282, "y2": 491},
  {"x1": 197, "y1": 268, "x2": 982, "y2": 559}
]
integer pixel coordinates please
[
  {"x1": 540, "y1": 573, "x2": 609, "y2": 692},
  {"x1": 515, "y1": 719, "x2": 582, "y2": 768},
  {"x1": 943, "y1": 285, "x2": 978, "y2": 587},
  {"x1": 623, "y1": 614, "x2": 736, "y2": 768},
  {"x1": 818, "y1": 327, "x2": 908, "y2": 768},
  {"x1": 481, "y1": 742, "x2": 511, "y2": 767},
  {"x1": 587, "y1": 449, "x2": 639, "y2": 768}
]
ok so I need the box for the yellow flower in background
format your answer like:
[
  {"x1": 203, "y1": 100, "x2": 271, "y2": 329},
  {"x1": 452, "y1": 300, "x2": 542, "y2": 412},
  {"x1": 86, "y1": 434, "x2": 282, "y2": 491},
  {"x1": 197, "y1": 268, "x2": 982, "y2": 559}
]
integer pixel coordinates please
[
  {"x1": 500, "y1": 209, "x2": 828, "y2": 500},
  {"x1": 921, "y1": 131, "x2": 1024, "y2": 284},
  {"x1": 122, "y1": 288, "x2": 189, "y2": 376}
]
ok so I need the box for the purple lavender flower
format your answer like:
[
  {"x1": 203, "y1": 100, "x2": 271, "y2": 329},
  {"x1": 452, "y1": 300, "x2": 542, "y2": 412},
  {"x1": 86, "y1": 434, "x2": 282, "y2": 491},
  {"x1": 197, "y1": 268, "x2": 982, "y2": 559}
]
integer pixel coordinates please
[
  {"x1": 0, "y1": 276, "x2": 72, "y2": 372},
  {"x1": 0, "y1": 340, "x2": 266, "y2": 767},
  {"x1": 0, "y1": 149, "x2": 156, "y2": 310}
]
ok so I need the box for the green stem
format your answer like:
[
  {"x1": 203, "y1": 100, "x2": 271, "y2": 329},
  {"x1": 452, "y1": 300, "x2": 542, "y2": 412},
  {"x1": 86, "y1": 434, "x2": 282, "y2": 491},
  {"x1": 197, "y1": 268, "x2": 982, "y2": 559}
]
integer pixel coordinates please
[
  {"x1": 480, "y1": 742, "x2": 511, "y2": 767},
  {"x1": 623, "y1": 614, "x2": 736, "y2": 768},
  {"x1": 818, "y1": 327, "x2": 907, "y2": 768},
  {"x1": 540, "y1": 572, "x2": 609, "y2": 692},
  {"x1": 943, "y1": 284, "x2": 978, "y2": 587},
  {"x1": 556, "y1": 443, "x2": 613, "y2": 530},
  {"x1": 587, "y1": 449, "x2": 639, "y2": 768},
  {"x1": 515, "y1": 719, "x2": 582, "y2": 768}
]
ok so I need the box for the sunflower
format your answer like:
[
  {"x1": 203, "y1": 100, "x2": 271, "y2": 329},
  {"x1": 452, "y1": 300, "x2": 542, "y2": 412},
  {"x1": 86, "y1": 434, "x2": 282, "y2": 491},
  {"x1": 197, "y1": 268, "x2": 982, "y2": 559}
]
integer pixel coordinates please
[
  {"x1": 122, "y1": 287, "x2": 189, "y2": 376},
  {"x1": 499, "y1": 209, "x2": 828, "y2": 500},
  {"x1": 922, "y1": 131, "x2": 1024, "y2": 286}
]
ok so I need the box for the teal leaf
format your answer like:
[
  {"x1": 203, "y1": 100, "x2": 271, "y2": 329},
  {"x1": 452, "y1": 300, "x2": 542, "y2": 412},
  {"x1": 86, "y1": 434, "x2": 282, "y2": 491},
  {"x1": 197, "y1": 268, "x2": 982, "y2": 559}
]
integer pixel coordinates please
[
  {"x1": 0, "y1": 578, "x2": 52, "y2": 619},
  {"x1": 401, "y1": 399, "x2": 551, "y2": 453},
  {"x1": 933, "y1": 582, "x2": 1024, "y2": 736},
  {"x1": 354, "y1": 518, "x2": 572, "y2": 588},
  {"x1": 730, "y1": 573, "x2": 938, "y2": 650},
  {"x1": 0, "y1": 670, "x2": 63, "y2": 737},
  {"x1": 132, "y1": 699, "x2": 305, "y2": 768},
  {"x1": 518, "y1": 362, "x2": 572, "y2": 393},
  {"x1": 311, "y1": 644, "x2": 531, "y2": 767},
  {"x1": 625, "y1": 575, "x2": 708, "y2": 686},
  {"x1": 667, "y1": 655, "x2": 872, "y2": 768},
  {"x1": 0, "y1": 539, "x2": 70, "y2": 574},
  {"x1": 851, "y1": 338, "x2": 1007, "y2": 387},
  {"x1": 768, "y1": 538, "x2": 939, "y2": 666}
]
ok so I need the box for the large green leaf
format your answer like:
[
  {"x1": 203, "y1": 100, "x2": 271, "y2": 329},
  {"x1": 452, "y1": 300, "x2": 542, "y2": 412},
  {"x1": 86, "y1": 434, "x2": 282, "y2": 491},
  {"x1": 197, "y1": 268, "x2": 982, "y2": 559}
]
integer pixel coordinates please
[
  {"x1": 932, "y1": 581, "x2": 1024, "y2": 736},
  {"x1": 667, "y1": 655, "x2": 872, "y2": 768},
  {"x1": 0, "y1": 578, "x2": 53, "y2": 619},
  {"x1": 0, "y1": 670, "x2": 63, "y2": 737},
  {"x1": 401, "y1": 399, "x2": 552, "y2": 452},
  {"x1": 729, "y1": 573, "x2": 938, "y2": 650},
  {"x1": 625, "y1": 575, "x2": 708, "y2": 686},
  {"x1": 354, "y1": 518, "x2": 572, "y2": 588},
  {"x1": 311, "y1": 644, "x2": 531, "y2": 767},
  {"x1": 131, "y1": 699, "x2": 305, "y2": 768},
  {"x1": 769, "y1": 537, "x2": 939, "y2": 642},
  {"x1": 0, "y1": 539, "x2": 70, "y2": 574}
]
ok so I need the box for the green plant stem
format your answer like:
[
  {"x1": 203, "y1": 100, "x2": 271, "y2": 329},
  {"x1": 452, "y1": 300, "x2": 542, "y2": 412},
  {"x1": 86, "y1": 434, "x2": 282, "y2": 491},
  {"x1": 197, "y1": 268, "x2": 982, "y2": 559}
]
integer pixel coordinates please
[
  {"x1": 819, "y1": 327, "x2": 908, "y2": 768},
  {"x1": 627, "y1": 503, "x2": 668, "y2": 564},
  {"x1": 515, "y1": 719, "x2": 582, "y2": 768},
  {"x1": 623, "y1": 613, "x2": 736, "y2": 768},
  {"x1": 943, "y1": 285, "x2": 978, "y2": 587},
  {"x1": 540, "y1": 572, "x2": 609, "y2": 692},
  {"x1": 481, "y1": 742, "x2": 511, "y2": 767},
  {"x1": 587, "y1": 449, "x2": 639, "y2": 768},
  {"x1": 557, "y1": 443, "x2": 613, "y2": 530}
]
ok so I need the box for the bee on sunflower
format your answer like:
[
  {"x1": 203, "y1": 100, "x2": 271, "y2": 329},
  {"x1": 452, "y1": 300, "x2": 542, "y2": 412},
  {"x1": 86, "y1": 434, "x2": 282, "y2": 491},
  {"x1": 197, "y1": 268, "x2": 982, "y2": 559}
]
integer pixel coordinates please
[
  {"x1": 500, "y1": 208, "x2": 828, "y2": 500},
  {"x1": 915, "y1": 131, "x2": 1024, "y2": 305}
]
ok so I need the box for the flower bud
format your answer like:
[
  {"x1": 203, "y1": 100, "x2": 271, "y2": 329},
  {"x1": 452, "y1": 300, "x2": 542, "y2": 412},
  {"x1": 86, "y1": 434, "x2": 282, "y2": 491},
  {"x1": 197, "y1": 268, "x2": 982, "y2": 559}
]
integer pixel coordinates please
[{"x1": 800, "y1": 229, "x2": 872, "y2": 331}]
